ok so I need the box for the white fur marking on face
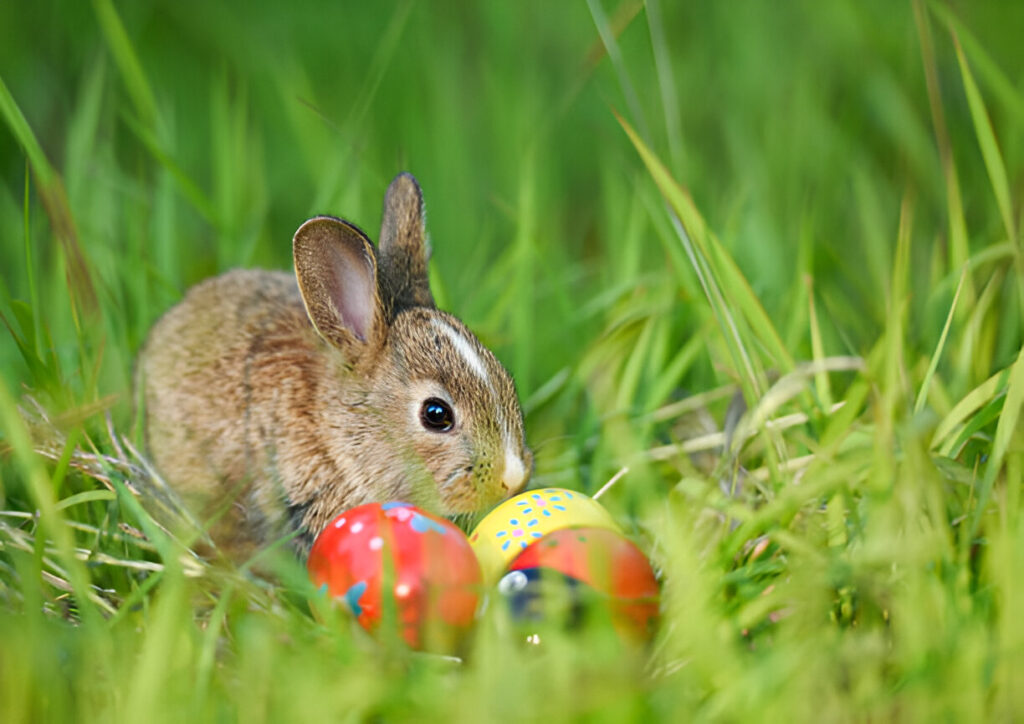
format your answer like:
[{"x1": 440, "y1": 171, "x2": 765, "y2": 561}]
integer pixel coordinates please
[
  {"x1": 502, "y1": 447, "x2": 526, "y2": 494},
  {"x1": 432, "y1": 318, "x2": 491, "y2": 388}
]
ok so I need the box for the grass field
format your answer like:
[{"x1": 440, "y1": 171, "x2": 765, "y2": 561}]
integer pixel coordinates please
[{"x1": 2, "y1": 0, "x2": 1024, "y2": 720}]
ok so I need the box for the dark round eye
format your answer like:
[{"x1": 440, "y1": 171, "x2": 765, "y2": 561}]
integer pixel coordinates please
[{"x1": 420, "y1": 398, "x2": 454, "y2": 432}]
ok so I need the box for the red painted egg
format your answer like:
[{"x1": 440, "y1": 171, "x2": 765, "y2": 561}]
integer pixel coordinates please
[
  {"x1": 307, "y1": 502, "x2": 482, "y2": 652},
  {"x1": 504, "y1": 527, "x2": 659, "y2": 641}
]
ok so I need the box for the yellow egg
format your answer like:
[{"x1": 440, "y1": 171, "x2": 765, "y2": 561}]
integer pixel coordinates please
[{"x1": 469, "y1": 488, "x2": 621, "y2": 584}]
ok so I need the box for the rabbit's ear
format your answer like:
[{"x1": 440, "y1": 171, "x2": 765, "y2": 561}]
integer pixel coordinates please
[
  {"x1": 293, "y1": 216, "x2": 386, "y2": 359},
  {"x1": 378, "y1": 172, "x2": 435, "y2": 311}
]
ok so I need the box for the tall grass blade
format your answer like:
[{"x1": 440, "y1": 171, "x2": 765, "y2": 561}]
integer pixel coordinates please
[
  {"x1": 806, "y1": 275, "x2": 833, "y2": 409},
  {"x1": 915, "y1": 264, "x2": 967, "y2": 414},
  {"x1": 0, "y1": 75, "x2": 97, "y2": 318},
  {"x1": 913, "y1": 0, "x2": 974, "y2": 310},
  {"x1": 588, "y1": 0, "x2": 650, "y2": 141},
  {"x1": 22, "y1": 163, "x2": 40, "y2": 359},
  {"x1": 615, "y1": 110, "x2": 766, "y2": 400},
  {"x1": 645, "y1": 0, "x2": 682, "y2": 172},
  {"x1": 953, "y1": 37, "x2": 1017, "y2": 246},
  {"x1": 929, "y1": 1, "x2": 1024, "y2": 124},
  {"x1": 932, "y1": 368, "x2": 1007, "y2": 453},
  {"x1": 92, "y1": 0, "x2": 158, "y2": 127},
  {"x1": 965, "y1": 344, "x2": 1024, "y2": 548}
]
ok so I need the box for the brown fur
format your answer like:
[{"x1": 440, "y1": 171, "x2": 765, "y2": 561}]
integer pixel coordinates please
[{"x1": 138, "y1": 173, "x2": 531, "y2": 558}]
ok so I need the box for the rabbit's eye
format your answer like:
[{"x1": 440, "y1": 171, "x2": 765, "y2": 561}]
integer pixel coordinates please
[{"x1": 420, "y1": 398, "x2": 455, "y2": 432}]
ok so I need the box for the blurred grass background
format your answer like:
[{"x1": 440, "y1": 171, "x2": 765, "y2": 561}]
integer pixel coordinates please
[{"x1": 1, "y1": 0, "x2": 1024, "y2": 720}]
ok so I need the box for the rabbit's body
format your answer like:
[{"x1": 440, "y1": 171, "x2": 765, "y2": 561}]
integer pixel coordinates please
[{"x1": 139, "y1": 174, "x2": 531, "y2": 557}]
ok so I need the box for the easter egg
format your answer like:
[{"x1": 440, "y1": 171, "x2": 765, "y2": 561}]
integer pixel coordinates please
[
  {"x1": 469, "y1": 488, "x2": 621, "y2": 583},
  {"x1": 499, "y1": 527, "x2": 660, "y2": 642},
  {"x1": 307, "y1": 502, "x2": 482, "y2": 652}
]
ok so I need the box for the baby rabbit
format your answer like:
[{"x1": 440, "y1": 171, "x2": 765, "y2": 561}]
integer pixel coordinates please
[{"x1": 138, "y1": 173, "x2": 531, "y2": 558}]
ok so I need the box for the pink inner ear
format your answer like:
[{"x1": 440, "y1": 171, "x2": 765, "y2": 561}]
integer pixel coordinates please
[{"x1": 328, "y1": 250, "x2": 375, "y2": 342}]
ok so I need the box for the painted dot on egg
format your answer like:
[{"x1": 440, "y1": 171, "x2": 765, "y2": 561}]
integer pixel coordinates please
[
  {"x1": 351, "y1": 521, "x2": 364, "y2": 534},
  {"x1": 334, "y1": 517, "x2": 347, "y2": 529},
  {"x1": 395, "y1": 583, "x2": 411, "y2": 598},
  {"x1": 369, "y1": 536, "x2": 384, "y2": 551}
]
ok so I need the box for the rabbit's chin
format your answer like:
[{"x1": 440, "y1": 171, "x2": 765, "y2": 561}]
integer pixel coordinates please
[{"x1": 438, "y1": 471, "x2": 507, "y2": 517}]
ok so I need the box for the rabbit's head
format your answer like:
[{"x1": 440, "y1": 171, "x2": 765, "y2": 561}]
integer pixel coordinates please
[{"x1": 291, "y1": 174, "x2": 532, "y2": 526}]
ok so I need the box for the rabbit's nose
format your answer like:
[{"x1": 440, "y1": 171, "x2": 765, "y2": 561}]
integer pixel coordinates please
[{"x1": 502, "y1": 449, "x2": 527, "y2": 495}]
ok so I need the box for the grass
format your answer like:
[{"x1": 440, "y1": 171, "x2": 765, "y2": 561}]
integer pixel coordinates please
[{"x1": 1, "y1": 0, "x2": 1023, "y2": 720}]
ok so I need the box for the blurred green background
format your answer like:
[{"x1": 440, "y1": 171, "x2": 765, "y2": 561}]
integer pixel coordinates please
[
  {"x1": 2, "y1": 1, "x2": 1024, "y2": 720},
  {"x1": 2, "y1": 1, "x2": 1021, "y2": 422}
]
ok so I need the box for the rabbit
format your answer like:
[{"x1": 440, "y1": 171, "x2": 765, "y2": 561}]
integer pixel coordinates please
[{"x1": 138, "y1": 172, "x2": 532, "y2": 560}]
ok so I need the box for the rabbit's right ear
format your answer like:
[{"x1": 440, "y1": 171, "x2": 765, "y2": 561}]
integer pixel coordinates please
[
  {"x1": 293, "y1": 216, "x2": 386, "y2": 361},
  {"x1": 378, "y1": 172, "x2": 435, "y2": 311}
]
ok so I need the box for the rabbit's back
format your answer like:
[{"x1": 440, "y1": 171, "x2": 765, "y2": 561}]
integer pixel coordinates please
[{"x1": 139, "y1": 269, "x2": 324, "y2": 550}]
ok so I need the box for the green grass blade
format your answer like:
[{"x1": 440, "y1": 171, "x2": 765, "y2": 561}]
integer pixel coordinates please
[
  {"x1": 644, "y1": 0, "x2": 682, "y2": 171},
  {"x1": 932, "y1": 368, "x2": 1007, "y2": 452},
  {"x1": 805, "y1": 276, "x2": 832, "y2": 408},
  {"x1": 0, "y1": 76, "x2": 54, "y2": 188},
  {"x1": 930, "y1": 1, "x2": 1024, "y2": 124},
  {"x1": 615, "y1": 110, "x2": 764, "y2": 399},
  {"x1": 913, "y1": 0, "x2": 975, "y2": 310},
  {"x1": 915, "y1": 264, "x2": 967, "y2": 414},
  {"x1": 54, "y1": 490, "x2": 117, "y2": 512},
  {"x1": 989, "y1": 347, "x2": 1024, "y2": 484},
  {"x1": 92, "y1": 0, "x2": 158, "y2": 127},
  {"x1": 0, "y1": 74, "x2": 97, "y2": 318},
  {"x1": 964, "y1": 344, "x2": 1024, "y2": 548},
  {"x1": 22, "y1": 162, "x2": 40, "y2": 359},
  {"x1": 588, "y1": 0, "x2": 649, "y2": 141},
  {"x1": 953, "y1": 37, "x2": 1017, "y2": 246}
]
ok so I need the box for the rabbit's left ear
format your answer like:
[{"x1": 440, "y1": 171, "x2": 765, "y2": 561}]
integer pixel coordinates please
[
  {"x1": 378, "y1": 172, "x2": 435, "y2": 311},
  {"x1": 293, "y1": 216, "x2": 387, "y2": 363}
]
